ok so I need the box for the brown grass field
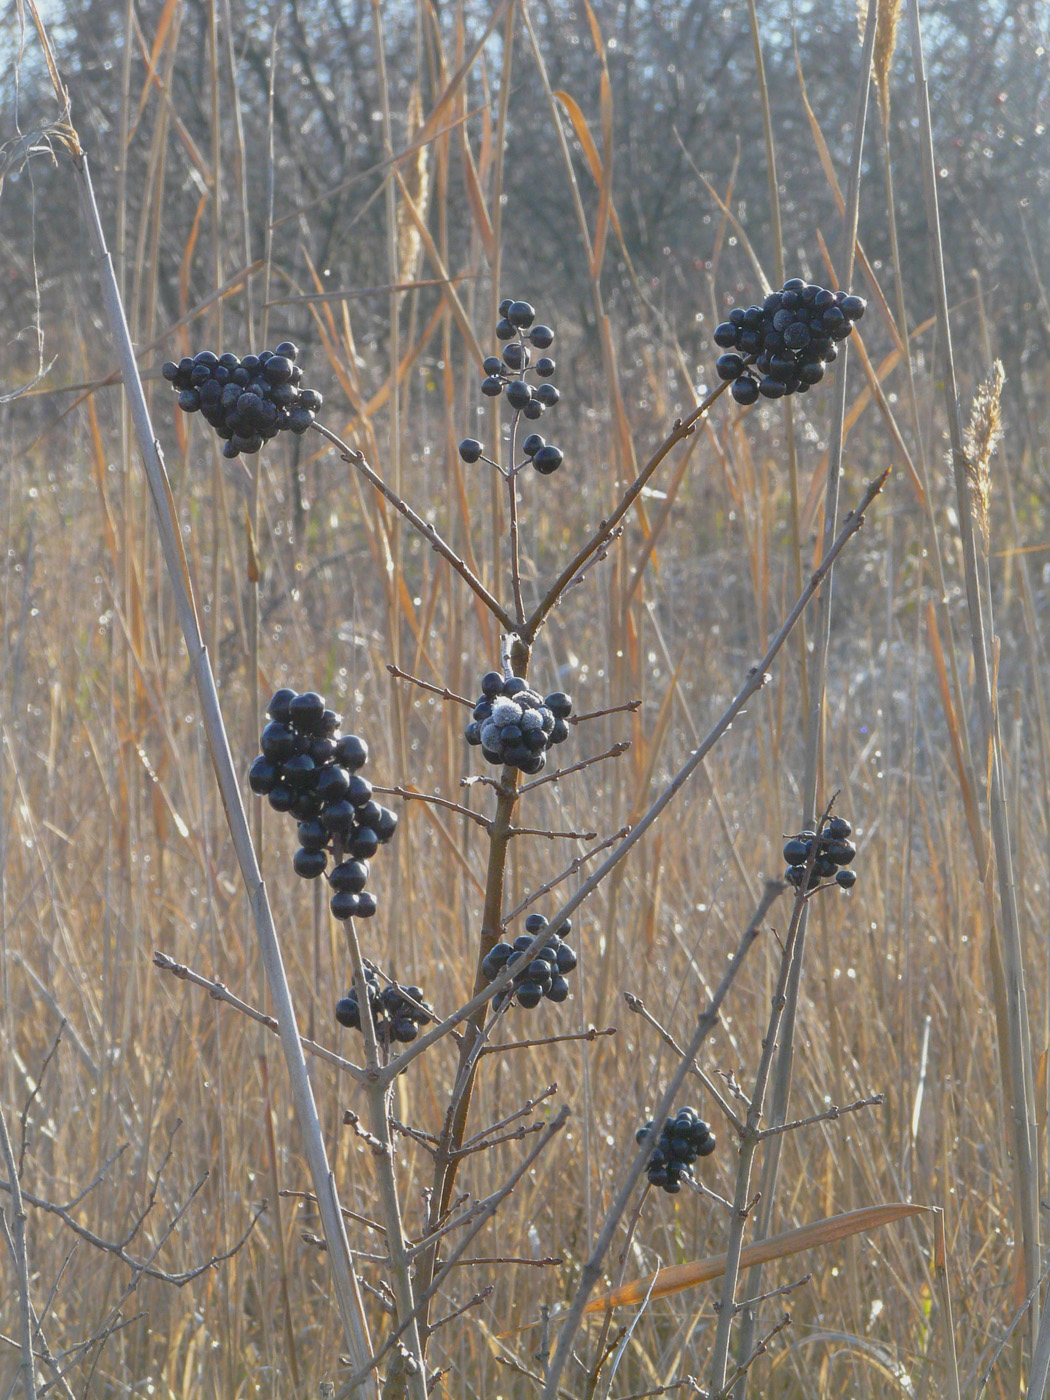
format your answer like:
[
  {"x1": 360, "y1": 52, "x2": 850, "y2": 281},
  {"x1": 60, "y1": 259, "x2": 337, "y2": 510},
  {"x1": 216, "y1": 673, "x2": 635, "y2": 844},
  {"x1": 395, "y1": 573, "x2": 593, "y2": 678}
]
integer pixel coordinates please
[{"x1": 2, "y1": 0, "x2": 1049, "y2": 1396}]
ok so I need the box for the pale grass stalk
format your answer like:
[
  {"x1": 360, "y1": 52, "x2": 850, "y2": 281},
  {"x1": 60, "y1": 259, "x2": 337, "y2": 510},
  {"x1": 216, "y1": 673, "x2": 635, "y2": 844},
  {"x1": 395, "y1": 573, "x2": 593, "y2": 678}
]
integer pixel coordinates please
[
  {"x1": 907, "y1": 0, "x2": 1039, "y2": 1335},
  {"x1": 745, "y1": 0, "x2": 808, "y2": 718},
  {"x1": 733, "y1": 6, "x2": 879, "y2": 1390},
  {"x1": 68, "y1": 149, "x2": 378, "y2": 1397},
  {"x1": 540, "y1": 882, "x2": 784, "y2": 1400}
]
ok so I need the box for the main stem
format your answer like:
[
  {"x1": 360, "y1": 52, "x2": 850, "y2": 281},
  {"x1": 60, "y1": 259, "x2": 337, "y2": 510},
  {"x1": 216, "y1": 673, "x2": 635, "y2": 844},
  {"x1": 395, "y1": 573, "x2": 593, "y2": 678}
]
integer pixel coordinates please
[{"x1": 413, "y1": 746, "x2": 523, "y2": 1330}]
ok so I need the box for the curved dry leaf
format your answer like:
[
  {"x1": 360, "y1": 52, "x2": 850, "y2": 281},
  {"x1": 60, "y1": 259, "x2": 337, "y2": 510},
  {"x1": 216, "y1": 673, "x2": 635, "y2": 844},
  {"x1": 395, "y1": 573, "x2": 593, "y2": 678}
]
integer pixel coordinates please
[{"x1": 584, "y1": 1203, "x2": 927, "y2": 1314}]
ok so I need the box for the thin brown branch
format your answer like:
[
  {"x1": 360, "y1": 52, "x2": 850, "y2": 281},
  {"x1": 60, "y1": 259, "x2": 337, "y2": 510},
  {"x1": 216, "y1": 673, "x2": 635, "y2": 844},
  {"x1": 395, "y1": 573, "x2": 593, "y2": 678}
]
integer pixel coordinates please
[
  {"x1": 623, "y1": 992, "x2": 744, "y2": 1136},
  {"x1": 385, "y1": 664, "x2": 473, "y2": 707},
  {"x1": 508, "y1": 824, "x2": 599, "y2": 841},
  {"x1": 755, "y1": 1094, "x2": 884, "y2": 1140},
  {"x1": 515, "y1": 743, "x2": 631, "y2": 794},
  {"x1": 504, "y1": 831, "x2": 630, "y2": 924},
  {"x1": 371, "y1": 784, "x2": 488, "y2": 828},
  {"x1": 313, "y1": 421, "x2": 514, "y2": 629},
  {"x1": 153, "y1": 951, "x2": 365, "y2": 1081},
  {"x1": 478, "y1": 1026, "x2": 617, "y2": 1057}
]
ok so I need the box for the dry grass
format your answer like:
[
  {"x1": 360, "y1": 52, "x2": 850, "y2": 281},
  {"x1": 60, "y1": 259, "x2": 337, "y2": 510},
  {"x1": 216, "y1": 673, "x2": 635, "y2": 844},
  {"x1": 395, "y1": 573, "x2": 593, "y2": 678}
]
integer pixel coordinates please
[{"x1": 1, "y1": 2, "x2": 1049, "y2": 1397}]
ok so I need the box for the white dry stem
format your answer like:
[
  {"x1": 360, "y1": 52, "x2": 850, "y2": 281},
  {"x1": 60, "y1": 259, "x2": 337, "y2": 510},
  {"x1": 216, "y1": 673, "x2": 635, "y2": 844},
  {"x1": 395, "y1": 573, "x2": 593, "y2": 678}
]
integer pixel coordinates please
[{"x1": 70, "y1": 151, "x2": 377, "y2": 1396}]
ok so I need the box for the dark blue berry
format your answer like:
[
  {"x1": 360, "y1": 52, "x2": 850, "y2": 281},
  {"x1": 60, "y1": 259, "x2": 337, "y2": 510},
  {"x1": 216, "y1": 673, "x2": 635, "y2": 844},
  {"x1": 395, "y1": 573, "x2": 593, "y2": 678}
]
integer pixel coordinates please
[{"x1": 730, "y1": 376, "x2": 759, "y2": 406}]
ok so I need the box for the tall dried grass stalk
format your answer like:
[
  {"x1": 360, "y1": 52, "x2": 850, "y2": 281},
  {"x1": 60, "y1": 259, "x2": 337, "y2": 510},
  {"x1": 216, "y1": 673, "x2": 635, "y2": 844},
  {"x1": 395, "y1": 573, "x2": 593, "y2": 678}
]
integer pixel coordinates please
[{"x1": 874, "y1": 0, "x2": 903, "y2": 118}]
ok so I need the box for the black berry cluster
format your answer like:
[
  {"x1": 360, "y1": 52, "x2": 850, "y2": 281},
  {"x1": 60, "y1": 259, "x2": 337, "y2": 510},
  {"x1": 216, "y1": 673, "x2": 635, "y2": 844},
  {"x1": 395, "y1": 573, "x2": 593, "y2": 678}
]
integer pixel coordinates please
[
  {"x1": 464, "y1": 672, "x2": 572, "y2": 774},
  {"x1": 480, "y1": 912, "x2": 578, "y2": 1010},
  {"x1": 712, "y1": 280, "x2": 866, "y2": 406},
  {"x1": 335, "y1": 968, "x2": 433, "y2": 1044},
  {"x1": 783, "y1": 815, "x2": 857, "y2": 891},
  {"x1": 637, "y1": 1108, "x2": 716, "y2": 1194},
  {"x1": 247, "y1": 688, "x2": 398, "y2": 919},
  {"x1": 161, "y1": 343, "x2": 323, "y2": 458},
  {"x1": 458, "y1": 298, "x2": 564, "y2": 476}
]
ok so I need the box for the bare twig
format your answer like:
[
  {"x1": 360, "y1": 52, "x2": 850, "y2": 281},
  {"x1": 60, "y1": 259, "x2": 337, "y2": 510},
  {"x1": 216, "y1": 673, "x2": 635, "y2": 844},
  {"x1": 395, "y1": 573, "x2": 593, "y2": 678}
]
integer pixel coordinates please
[
  {"x1": 515, "y1": 743, "x2": 631, "y2": 794},
  {"x1": 478, "y1": 1026, "x2": 617, "y2": 1057},
  {"x1": 755, "y1": 1095, "x2": 883, "y2": 1140},
  {"x1": 459, "y1": 1085, "x2": 559, "y2": 1151},
  {"x1": 508, "y1": 824, "x2": 599, "y2": 841},
  {"x1": 427, "y1": 1285, "x2": 493, "y2": 1335},
  {"x1": 153, "y1": 951, "x2": 365, "y2": 1081},
  {"x1": 371, "y1": 784, "x2": 489, "y2": 828},
  {"x1": 504, "y1": 831, "x2": 630, "y2": 923},
  {"x1": 385, "y1": 664, "x2": 473, "y2": 707},
  {"x1": 313, "y1": 421, "x2": 514, "y2": 630},
  {"x1": 18, "y1": 1022, "x2": 65, "y2": 1179},
  {"x1": 623, "y1": 993, "x2": 744, "y2": 1136}
]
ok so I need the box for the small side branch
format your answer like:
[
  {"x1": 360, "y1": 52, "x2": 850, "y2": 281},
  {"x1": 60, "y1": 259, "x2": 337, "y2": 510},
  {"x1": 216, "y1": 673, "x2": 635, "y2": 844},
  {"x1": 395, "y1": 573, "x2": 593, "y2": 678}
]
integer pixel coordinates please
[
  {"x1": 313, "y1": 421, "x2": 514, "y2": 630},
  {"x1": 477, "y1": 1026, "x2": 616, "y2": 1058},
  {"x1": 515, "y1": 742, "x2": 631, "y2": 794},
  {"x1": 371, "y1": 784, "x2": 489, "y2": 828},
  {"x1": 504, "y1": 829, "x2": 630, "y2": 924},
  {"x1": 153, "y1": 951, "x2": 365, "y2": 1082},
  {"x1": 386, "y1": 664, "x2": 473, "y2": 708},
  {"x1": 508, "y1": 824, "x2": 599, "y2": 841},
  {"x1": 623, "y1": 992, "x2": 744, "y2": 1136},
  {"x1": 755, "y1": 1094, "x2": 884, "y2": 1140}
]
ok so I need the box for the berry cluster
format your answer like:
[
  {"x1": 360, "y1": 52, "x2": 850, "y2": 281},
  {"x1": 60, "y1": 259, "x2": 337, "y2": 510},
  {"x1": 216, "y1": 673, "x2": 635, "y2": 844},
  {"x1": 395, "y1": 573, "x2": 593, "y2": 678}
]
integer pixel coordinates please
[
  {"x1": 783, "y1": 815, "x2": 857, "y2": 891},
  {"x1": 458, "y1": 298, "x2": 564, "y2": 477},
  {"x1": 713, "y1": 280, "x2": 866, "y2": 406},
  {"x1": 637, "y1": 1108, "x2": 716, "y2": 1194},
  {"x1": 161, "y1": 343, "x2": 323, "y2": 458},
  {"x1": 464, "y1": 672, "x2": 572, "y2": 774},
  {"x1": 335, "y1": 968, "x2": 433, "y2": 1044},
  {"x1": 247, "y1": 688, "x2": 398, "y2": 919},
  {"x1": 480, "y1": 912, "x2": 578, "y2": 1010}
]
